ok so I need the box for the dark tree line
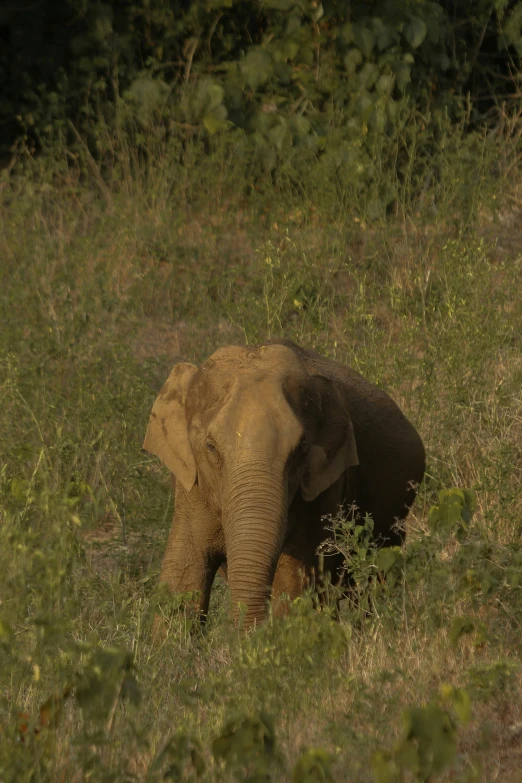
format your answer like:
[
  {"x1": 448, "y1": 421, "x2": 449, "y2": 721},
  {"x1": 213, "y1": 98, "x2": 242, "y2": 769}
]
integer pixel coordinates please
[{"x1": 0, "y1": 0, "x2": 521, "y2": 160}]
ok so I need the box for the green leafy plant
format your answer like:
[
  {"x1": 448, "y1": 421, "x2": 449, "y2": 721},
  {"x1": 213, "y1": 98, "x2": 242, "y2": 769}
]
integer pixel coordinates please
[
  {"x1": 468, "y1": 661, "x2": 519, "y2": 700},
  {"x1": 292, "y1": 748, "x2": 334, "y2": 782},
  {"x1": 428, "y1": 488, "x2": 477, "y2": 539},
  {"x1": 372, "y1": 686, "x2": 472, "y2": 783},
  {"x1": 450, "y1": 616, "x2": 489, "y2": 648},
  {"x1": 148, "y1": 733, "x2": 206, "y2": 781},
  {"x1": 2, "y1": 0, "x2": 521, "y2": 207},
  {"x1": 212, "y1": 712, "x2": 283, "y2": 781}
]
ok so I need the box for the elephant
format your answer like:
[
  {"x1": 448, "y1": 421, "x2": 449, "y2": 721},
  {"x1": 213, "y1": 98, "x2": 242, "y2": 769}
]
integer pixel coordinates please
[{"x1": 143, "y1": 339, "x2": 425, "y2": 629}]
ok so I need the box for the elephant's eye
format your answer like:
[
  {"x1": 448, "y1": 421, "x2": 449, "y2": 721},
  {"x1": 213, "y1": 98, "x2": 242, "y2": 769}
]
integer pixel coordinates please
[{"x1": 205, "y1": 440, "x2": 219, "y2": 458}]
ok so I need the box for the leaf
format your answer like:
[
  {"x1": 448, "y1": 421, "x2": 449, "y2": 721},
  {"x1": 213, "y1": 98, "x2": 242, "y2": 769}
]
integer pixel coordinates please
[
  {"x1": 344, "y1": 48, "x2": 363, "y2": 75},
  {"x1": 291, "y1": 115, "x2": 311, "y2": 137},
  {"x1": 393, "y1": 62, "x2": 411, "y2": 92},
  {"x1": 503, "y1": 2, "x2": 522, "y2": 51},
  {"x1": 393, "y1": 737, "x2": 419, "y2": 773},
  {"x1": 386, "y1": 98, "x2": 400, "y2": 121},
  {"x1": 273, "y1": 60, "x2": 292, "y2": 83},
  {"x1": 451, "y1": 688, "x2": 472, "y2": 726},
  {"x1": 10, "y1": 477, "x2": 32, "y2": 502},
  {"x1": 212, "y1": 712, "x2": 276, "y2": 766},
  {"x1": 429, "y1": 488, "x2": 472, "y2": 535},
  {"x1": 206, "y1": 84, "x2": 225, "y2": 111},
  {"x1": 267, "y1": 120, "x2": 288, "y2": 150},
  {"x1": 369, "y1": 106, "x2": 386, "y2": 133},
  {"x1": 203, "y1": 112, "x2": 227, "y2": 135},
  {"x1": 449, "y1": 616, "x2": 475, "y2": 647},
  {"x1": 353, "y1": 25, "x2": 375, "y2": 58},
  {"x1": 307, "y1": 2, "x2": 324, "y2": 23},
  {"x1": 340, "y1": 22, "x2": 354, "y2": 45},
  {"x1": 151, "y1": 734, "x2": 206, "y2": 780},
  {"x1": 371, "y1": 750, "x2": 399, "y2": 783},
  {"x1": 437, "y1": 51, "x2": 452, "y2": 70},
  {"x1": 0, "y1": 618, "x2": 13, "y2": 645},
  {"x1": 241, "y1": 48, "x2": 273, "y2": 90},
  {"x1": 127, "y1": 76, "x2": 170, "y2": 110},
  {"x1": 462, "y1": 488, "x2": 477, "y2": 514},
  {"x1": 252, "y1": 111, "x2": 280, "y2": 134},
  {"x1": 373, "y1": 18, "x2": 396, "y2": 51},
  {"x1": 292, "y1": 748, "x2": 334, "y2": 782},
  {"x1": 376, "y1": 74, "x2": 395, "y2": 95},
  {"x1": 354, "y1": 94, "x2": 374, "y2": 123},
  {"x1": 469, "y1": 661, "x2": 519, "y2": 697},
  {"x1": 400, "y1": 705, "x2": 457, "y2": 776},
  {"x1": 190, "y1": 79, "x2": 226, "y2": 123},
  {"x1": 75, "y1": 645, "x2": 137, "y2": 720},
  {"x1": 358, "y1": 62, "x2": 380, "y2": 90},
  {"x1": 93, "y1": 3, "x2": 113, "y2": 42},
  {"x1": 439, "y1": 684, "x2": 472, "y2": 726},
  {"x1": 376, "y1": 548, "x2": 397, "y2": 574},
  {"x1": 404, "y1": 16, "x2": 428, "y2": 49},
  {"x1": 263, "y1": 0, "x2": 297, "y2": 8},
  {"x1": 439, "y1": 488, "x2": 465, "y2": 505},
  {"x1": 366, "y1": 198, "x2": 384, "y2": 221},
  {"x1": 298, "y1": 44, "x2": 315, "y2": 66},
  {"x1": 282, "y1": 39, "x2": 300, "y2": 61}
]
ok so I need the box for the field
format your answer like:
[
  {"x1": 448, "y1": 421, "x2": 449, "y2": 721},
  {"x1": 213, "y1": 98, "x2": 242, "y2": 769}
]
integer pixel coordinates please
[{"x1": 1, "y1": 119, "x2": 522, "y2": 782}]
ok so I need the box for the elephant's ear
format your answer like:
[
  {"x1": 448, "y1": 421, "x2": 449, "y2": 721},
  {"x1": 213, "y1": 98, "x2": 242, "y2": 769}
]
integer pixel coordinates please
[
  {"x1": 143, "y1": 363, "x2": 198, "y2": 492},
  {"x1": 301, "y1": 376, "x2": 359, "y2": 502}
]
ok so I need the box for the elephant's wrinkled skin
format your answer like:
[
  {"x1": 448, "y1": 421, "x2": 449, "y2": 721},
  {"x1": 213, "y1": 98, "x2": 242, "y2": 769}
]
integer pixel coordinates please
[{"x1": 144, "y1": 339, "x2": 425, "y2": 628}]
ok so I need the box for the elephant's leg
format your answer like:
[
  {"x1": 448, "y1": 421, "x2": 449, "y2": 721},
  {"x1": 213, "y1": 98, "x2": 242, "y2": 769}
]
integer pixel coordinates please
[
  {"x1": 271, "y1": 549, "x2": 345, "y2": 617},
  {"x1": 154, "y1": 487, "x2": 224, "y2": 635},
  {"x1": 271, "y1": 504, "x2": 332, "y2": 617},
  {"x1": 272, "y1": 476, "x2": 350, "y2": 617},
  {"x1": 271, "y1": 552, "x2": 311, "y2": 616},
  {"x1": 158, "y1": 518, "x2": 216, "y2": 615}
]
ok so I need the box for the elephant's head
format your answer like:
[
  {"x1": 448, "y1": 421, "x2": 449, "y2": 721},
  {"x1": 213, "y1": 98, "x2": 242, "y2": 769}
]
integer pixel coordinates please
[{"x1": 143, "y1": 343, "x2": 358, "y2": 625}]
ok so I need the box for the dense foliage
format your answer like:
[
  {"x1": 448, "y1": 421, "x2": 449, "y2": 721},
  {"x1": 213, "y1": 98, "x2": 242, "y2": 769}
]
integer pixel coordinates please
[{"x1": 1, "y1": 0, "x2": 522, "y2": 162}]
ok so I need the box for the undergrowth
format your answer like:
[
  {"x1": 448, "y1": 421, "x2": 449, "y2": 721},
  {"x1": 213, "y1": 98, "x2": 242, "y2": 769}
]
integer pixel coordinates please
[{"x1": 0, "y1": 113, "x2": 521, "y2": 781}]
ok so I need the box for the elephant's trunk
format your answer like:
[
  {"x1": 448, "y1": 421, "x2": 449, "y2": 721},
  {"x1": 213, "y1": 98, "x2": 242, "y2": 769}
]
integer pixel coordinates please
[{"x1": 225, "y1": 458, "x2": 287, "y2": 628}]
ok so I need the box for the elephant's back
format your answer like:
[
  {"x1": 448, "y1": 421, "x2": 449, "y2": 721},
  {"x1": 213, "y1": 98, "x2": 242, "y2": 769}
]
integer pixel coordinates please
[{"x1": 267, "y1": 338, "x2": 424, "y2": 455}]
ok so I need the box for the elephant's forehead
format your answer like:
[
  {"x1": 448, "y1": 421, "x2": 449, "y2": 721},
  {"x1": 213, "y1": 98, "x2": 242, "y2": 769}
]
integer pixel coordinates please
[{"x1": 204, "y1": 343, "x2": 304, "y2": 376}]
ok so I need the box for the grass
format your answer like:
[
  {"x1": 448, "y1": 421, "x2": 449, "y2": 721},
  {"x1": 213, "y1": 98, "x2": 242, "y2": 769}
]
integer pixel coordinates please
[{"x1": 0, "y1": 113, "x2": 521, "y2": 781}]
